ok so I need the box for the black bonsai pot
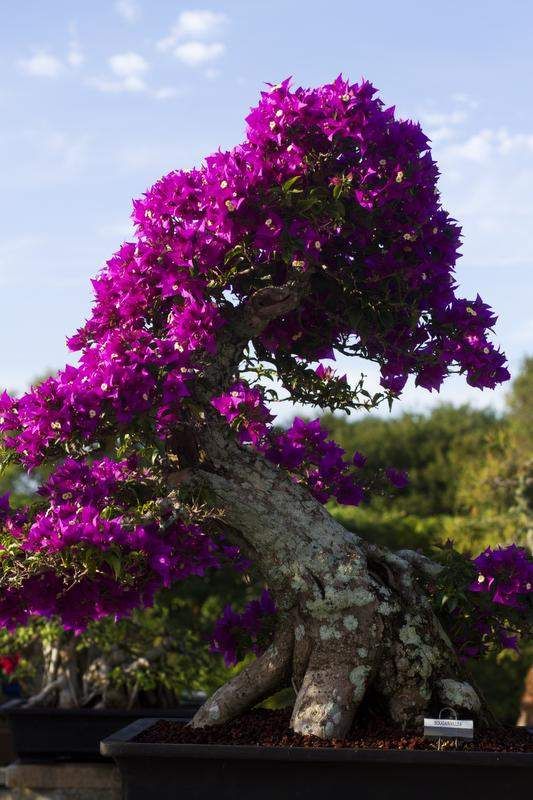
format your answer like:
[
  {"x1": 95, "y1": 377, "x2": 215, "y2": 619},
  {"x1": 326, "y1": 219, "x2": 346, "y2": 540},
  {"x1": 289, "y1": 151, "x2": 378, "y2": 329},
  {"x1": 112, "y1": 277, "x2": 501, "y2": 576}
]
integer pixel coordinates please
[
  {"x1": 101, "y1": 717, "x2": 533, "y2": 800},
  {"x1": 1, "y1": 699, "x2": 200, "y2": 761}
]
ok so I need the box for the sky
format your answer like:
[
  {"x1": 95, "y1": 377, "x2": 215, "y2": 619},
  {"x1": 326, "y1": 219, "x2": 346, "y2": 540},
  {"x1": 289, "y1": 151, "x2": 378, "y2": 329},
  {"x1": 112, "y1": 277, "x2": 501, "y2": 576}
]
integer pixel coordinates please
[{"x1": 1, "y1": 0, "x2": 532, "y2": 421}]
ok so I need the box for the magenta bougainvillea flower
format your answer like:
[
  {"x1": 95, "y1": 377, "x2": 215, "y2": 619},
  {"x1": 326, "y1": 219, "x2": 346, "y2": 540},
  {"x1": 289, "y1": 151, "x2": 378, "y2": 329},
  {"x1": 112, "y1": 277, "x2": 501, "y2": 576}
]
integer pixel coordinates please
[
  {"x1": 385, "y1": 468, "x2": 409, "y2": 489},
  {"x1": 470, "y1": 545, "x2": 533, "y2": 609},
  {"x1": 211, "y1": 590, "x2": 277, "y2": 666}
]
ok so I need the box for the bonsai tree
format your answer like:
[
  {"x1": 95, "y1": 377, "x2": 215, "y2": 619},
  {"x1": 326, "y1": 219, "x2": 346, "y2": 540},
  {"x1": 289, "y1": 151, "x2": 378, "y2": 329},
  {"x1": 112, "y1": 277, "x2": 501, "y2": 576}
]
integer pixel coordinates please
[{"x1": 1, "y1": 77, "x2": 530, "y2": 738}]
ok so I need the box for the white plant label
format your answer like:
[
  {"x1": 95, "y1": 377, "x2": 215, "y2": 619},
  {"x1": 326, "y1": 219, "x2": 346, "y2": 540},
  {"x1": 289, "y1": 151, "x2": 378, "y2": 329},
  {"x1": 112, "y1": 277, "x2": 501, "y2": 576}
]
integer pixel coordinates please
[{"x1": 423, "y1": 718, "x2": 474, "y2": 740}]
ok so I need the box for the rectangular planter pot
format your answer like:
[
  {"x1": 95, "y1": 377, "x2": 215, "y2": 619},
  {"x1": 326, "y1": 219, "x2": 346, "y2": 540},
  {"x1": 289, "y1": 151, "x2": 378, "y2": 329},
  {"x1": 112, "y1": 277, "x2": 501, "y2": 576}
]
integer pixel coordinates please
[
  {"x1": 1, "y1": 699, "x2": 199, "y2": 761},
  {"x1": 101, "y1": 717, "x2": 533, "y2": 800}
]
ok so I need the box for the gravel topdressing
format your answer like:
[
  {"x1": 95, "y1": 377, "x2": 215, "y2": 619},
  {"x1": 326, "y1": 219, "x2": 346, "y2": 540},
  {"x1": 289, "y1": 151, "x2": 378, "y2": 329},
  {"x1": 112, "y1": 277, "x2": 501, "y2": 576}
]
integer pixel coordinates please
[{"x1": 134, "y1": 709, "x2": 533, "y2": 753}]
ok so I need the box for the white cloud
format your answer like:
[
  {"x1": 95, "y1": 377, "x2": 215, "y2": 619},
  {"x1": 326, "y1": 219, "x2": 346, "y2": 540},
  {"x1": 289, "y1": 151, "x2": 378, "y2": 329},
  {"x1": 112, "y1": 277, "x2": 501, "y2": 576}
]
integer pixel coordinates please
[
  {"x1": 175, "y1": 9, "x2": 227, "y2": 38},
  {"x1": 451, "y1": 92, "x2": 480, "y2": 110},
  {"x1": 434, "y1": 127, "x2": 533, "y2": 268},
  {"x1": 157, "y1": 10, "x2": 228, "y2": 71},
  {"x1": 414, "y1": 101, "x2": 471, "y2": 147},
  {"x1": 89, "y1": 53, "x2": 177, "y2": 99},
  {"x1": 174, "y1": 41, "x2": 225, "y2": 67},
  {"x1": 427, "y1": 126, "x2": 456, "y2": 143},
  {"x1": 496, "y1": 130, "x2": 533, "y2": 155},
  {"x1": 89, "y1": 51, "x2": 148, "y2": 93},
  {"x1": 444, "y1": 128, "x2": 533, "y2": 163},
  {"x1": 153, "y1": 86, "x2": 178, "y2": 100},
  {"x1": 409, "y1": 99, "x2": 533, "y2": 271},
  {"x1": 109, "y1": 51, "x2": 148, "y2": 78},
  {"x1": 420, "y1": 109, "x2": 467, "y2": 127},
  {"x1": 0, "y1": 128, "x2": 90, "y2": 188},
  {"x1": 19, "y1": 26, "x2": 84, "y2": 77},
  {"x1": 98, "y1": 220, "x2": 136, "y2": 239},
  {"x1": 32, "y1": 129, "x2": 90, "y2": 176},
  {"x1": 0, "y1": 236, "x2": 47, "y2": 286},
  {"x1": 67, "y1": 23, "x2": 84, "y2": 68},
  {"x1": 115, "y1": 0, "x2": 141, "y2": 23},
  {"x1": 67, "y1": 46, "x2": 84, "y2": 69},
  {"x1": 445, "y1": 130, "x2": 494, "y2": 162},
  {"x1": 157, "y1": 10, "x2": 227, "y2": 51},
  {"x1": 19, "y1": 51, "x2": 63, "y2": 78}
]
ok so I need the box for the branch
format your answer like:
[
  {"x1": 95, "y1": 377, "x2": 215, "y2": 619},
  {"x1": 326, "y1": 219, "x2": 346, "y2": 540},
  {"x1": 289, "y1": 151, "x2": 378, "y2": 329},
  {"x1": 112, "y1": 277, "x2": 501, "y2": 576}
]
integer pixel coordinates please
[
  {"x1": 198, "y1": 271, "x2": 313, "y2": 396},
  {"x1": 244, "y1": 284, "x2": 305, "y2": 333}
]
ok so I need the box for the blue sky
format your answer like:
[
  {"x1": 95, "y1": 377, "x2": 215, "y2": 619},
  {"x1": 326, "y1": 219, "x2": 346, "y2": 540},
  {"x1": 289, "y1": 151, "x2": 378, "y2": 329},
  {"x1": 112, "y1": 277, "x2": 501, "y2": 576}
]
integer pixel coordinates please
[{"x1": 2, "y1": 0, "x2": 532, "y2": 419}]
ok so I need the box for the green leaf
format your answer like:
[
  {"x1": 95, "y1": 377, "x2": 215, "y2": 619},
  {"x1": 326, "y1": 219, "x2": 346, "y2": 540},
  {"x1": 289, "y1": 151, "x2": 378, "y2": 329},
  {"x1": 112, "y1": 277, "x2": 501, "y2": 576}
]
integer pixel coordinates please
[
  {"x1": 104, "y1": 551, "x2": 123, "y2": 580},
  {"x1": 282, "y1": 175, "x2": 301, "y2": 193},
  {"x1": 223, "y1": 244, "x2": 244, "y2": 265}
]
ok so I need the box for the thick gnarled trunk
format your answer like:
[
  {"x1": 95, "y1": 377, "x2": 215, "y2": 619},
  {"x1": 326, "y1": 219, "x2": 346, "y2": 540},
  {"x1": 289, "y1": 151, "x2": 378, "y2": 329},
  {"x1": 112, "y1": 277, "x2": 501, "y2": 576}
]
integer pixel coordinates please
[{"x1": 188, "y1": 422, "x2": 483, "y2": 739}]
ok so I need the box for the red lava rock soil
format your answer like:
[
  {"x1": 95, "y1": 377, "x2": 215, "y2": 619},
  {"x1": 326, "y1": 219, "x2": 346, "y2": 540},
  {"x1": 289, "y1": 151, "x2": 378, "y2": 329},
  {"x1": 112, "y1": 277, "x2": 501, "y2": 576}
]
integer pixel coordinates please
[{"x1": 135, "y1": 709, "x2": 532, "y2": 753}]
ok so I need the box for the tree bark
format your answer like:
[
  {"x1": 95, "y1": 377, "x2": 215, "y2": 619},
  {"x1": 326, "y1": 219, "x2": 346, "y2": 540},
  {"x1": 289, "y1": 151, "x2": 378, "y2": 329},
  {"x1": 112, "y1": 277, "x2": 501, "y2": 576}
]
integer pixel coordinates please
[{"x1": 187, "y1": 418, "x2": 483, "y2": 738}]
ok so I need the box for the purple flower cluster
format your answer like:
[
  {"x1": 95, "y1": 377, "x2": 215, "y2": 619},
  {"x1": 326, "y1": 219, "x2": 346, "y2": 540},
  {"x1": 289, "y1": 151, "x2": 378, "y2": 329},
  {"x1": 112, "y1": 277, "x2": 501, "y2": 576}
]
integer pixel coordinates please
[
  {"x1": 315, "y1": 363, "x2": 347, "y2": 383},
  {"x1": 452, "y1": 613, "x2": 521, "y2": 661},
  {"x1": 211, "y1": 382, "x2": 274, "y2": 445},
  {"x1": 469, "y1": 545, "x2": 532, "y2": 609},
  {"x1": 385, "y1": 468, "x2": 409, "y2": 490},
  {"x1": 209, "y1": 393, "x2": 410, "y2": 506},
  {"x1": 0, "y1": 458, "x2": 221, "y2": 632},
  {"x1": 210, "y1": 589, "x2": 277, "y2": 667},
  {"x1": 444, "y1": 545, "x2": 532, "y2": 661},
  {"x1": 261, "y1": 417, "x2": 365, "y2": 505},
  {"x1": 0, "y1": 257, "x2": 222, "y2": 469},
  {"x1": 246, "y1": 78, "x2": 510, "y2": 394},
  {"x1": 0, "y1": 571, "x2": 159, "y2": 635}
]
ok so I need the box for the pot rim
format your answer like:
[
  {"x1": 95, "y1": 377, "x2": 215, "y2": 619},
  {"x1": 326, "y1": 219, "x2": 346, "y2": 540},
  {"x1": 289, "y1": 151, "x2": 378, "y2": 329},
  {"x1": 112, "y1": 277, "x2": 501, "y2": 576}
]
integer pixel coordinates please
[{"x1": 100, "y1": 718, "x2": 533, "y2": 767}]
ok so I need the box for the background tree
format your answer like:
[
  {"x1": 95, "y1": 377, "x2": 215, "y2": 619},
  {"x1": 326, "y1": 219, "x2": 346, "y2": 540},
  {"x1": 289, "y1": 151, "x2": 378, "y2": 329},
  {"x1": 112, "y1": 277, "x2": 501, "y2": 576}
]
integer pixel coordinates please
[
  {"x1": 507, "y1": 356, "x2": 533, "y2": 443},
  {"x1": 0, "y1": 77, "x2": 529, "y2": 738},
  {"x1": 324, "y1": 404, "x2": 498, "y2": 517},
  {"x1": 456, "y1": 357, "x2": 533, "y2": 551}
]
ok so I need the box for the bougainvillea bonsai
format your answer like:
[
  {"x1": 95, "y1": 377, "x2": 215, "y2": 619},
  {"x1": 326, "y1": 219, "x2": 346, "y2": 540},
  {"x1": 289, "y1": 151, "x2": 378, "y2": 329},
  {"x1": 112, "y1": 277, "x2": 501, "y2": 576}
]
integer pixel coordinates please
[{"x1": 0, "y1": 77, "x2": 531, "y2": 737}]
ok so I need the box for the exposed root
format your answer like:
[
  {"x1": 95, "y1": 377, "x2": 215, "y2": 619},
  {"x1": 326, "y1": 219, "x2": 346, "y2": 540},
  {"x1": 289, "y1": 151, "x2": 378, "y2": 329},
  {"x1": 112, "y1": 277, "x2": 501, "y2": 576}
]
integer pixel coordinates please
[
  {"x1": 436, "y1": 678, "x2": 482, "y2": 714},
  {"x1": 190, "y1": 626, "x2": 293, "y2": 729},
  {"x1": 290, "y1": 642, "x2": 375, "y2": 738}
]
